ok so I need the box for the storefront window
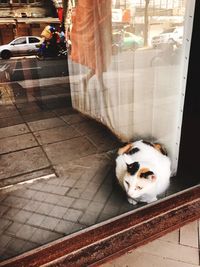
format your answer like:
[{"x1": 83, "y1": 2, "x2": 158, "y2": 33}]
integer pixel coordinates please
[{"x1": 0, "y1": 0, "x2": 198, "y2": 264}]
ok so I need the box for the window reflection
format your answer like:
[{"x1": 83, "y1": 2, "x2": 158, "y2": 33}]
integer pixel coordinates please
[{"x1": 0, "y1": 0, "x2": 197, "y2": 263}]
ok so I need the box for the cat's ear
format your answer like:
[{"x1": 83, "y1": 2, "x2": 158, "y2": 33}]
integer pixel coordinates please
[{"x1": 126, "y1": 162, "x2": 140, "y2": 175}]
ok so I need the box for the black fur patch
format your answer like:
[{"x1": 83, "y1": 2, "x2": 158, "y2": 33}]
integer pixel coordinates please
[
  {"x1": 160, "y1": 147, "x2": 168, "y2": 156},
  {"x1": 140, "y1": 171, "x2": 154, "y2": 179},
  {"x1": 126, "y1": 162, "x2": 140, "y2": 175},
  {"x1": 127, "y1": 147, "x2": 140, "y2": 155},
  {"x1": 142, "y1": 140, "x2": 154, "y2": 147}
]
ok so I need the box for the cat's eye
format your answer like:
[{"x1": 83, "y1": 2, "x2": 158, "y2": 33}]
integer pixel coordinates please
[
  {"x1": 124, "y1": 181, "x2": 130, "y2": 187},
  {"x1": 136, "y1": 186, "x2": 143, "y2": 190}
]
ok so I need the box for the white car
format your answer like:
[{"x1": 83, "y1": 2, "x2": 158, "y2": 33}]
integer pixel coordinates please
[
  {"x1": 0, "y1": 36, "x2": 42, "y2": 59},
  {"x1": 151, "y1": 27, "x2": 183, "y2": 48}
]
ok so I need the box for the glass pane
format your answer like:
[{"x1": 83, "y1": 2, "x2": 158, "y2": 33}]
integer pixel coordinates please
[
  {"x1": 28, "y1": 37, "x2": 40, "y2": 43},
  {"x1": 0, "y1": 0, "x2": 197, "y2": 262},
  {"x1": 13, "y1": 37, "x2": 27, "y2": 44}
]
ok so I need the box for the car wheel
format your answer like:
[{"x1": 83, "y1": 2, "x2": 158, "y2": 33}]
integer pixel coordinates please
[{"x1": 1, "y1": 50, "x2": 11, "y2": 59}]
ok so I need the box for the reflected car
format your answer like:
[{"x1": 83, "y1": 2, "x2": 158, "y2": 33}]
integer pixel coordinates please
[
  {"x1": 112, "y1": 31, "x2": 144, "y2": 54},
  {"x1": 0, "y1": 36, "x2": 42, "y2": 59},
  {"x1": 151, "y1": 27, "x2": 183, "y2": 48}
]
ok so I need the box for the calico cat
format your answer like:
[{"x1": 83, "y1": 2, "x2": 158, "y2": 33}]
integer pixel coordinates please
[{"x1": 115, "y1": 140, "x2": 171, "y2": 205}]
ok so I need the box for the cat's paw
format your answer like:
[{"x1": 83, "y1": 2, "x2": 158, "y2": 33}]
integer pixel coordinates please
[{"x1": 128, "y1": 197, "x2": 137, "y2": 205}]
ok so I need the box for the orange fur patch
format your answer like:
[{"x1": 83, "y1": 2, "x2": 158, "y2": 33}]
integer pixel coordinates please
[
  {"x1": 137, "y1": 168, "x2": 150, "y2": 178},
  {"x1": 118, "y1": 143, "x2": 133, "y2": 155},
  {"x1": 153, "y1": 143, "x2": 167, "y2": 155}
]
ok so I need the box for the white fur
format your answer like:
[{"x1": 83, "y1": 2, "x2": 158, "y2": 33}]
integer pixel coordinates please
[{"x1": 116, "y1": 140, "x2": 171, "y2": 204}]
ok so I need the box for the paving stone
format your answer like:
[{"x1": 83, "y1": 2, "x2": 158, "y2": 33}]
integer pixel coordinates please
[
  {"x1": 6, "y1": 222, "x2": 23, "y2": 236},
  {"x1": 34, "y1": 125, "x2": 81, "y2": 145},
  {"x1": 22, "y1": 111, "x2": 56, "y2": 123},
  {"x1": 56, "y1": 196, "x2": 75, "y2": 208},
  {"x1": 0, "y1": 115, "x2": 24, "y2": 128},
  {"x1": 43, "y1": 193, "x2": 62, "y2": 205},
  {"x1": 3, "y1": 207, "x2": 21, "y2": 220},
  {"x1": 0, "y1": 124, "x2": 29, "y2": 139},
  {"x1": 30, "y1": 228, "x2": 63, "y2": 244},
  {"x1": 67, "y1": 187, "x2": 83, "y2": 198},
  {"x1": 0, "y1": 234, "x2": 12, "y2": 249},
  {"x1": 72, "y1": 120, "x2": 105, "y2": 136},
  {"x1": 32, "y1": 191, "x2": 50, "y2": 202},
  {"x1": 2, "y1": 196, "x2": 29, "y2": 209},
  {"x1": 13, "y1": 209, "x2": 33, "y2": 224},
  {"x1": 1, "y1": 168, "x2": 55, "y2": 188},
  {"x1": 92, "y1": 184, "x2": 113, "y2": 204},
  {"x1": 23, "y1": 200, "x2": 41, "y2": 212},
  {"x1": 78, "y1": 211, "x2": 99, "y2": 226},
  {"x1": 27, "y1": 213, "x2": 47, "y2": 227},
  {"x1": 159, "y1": 230, "x2": 179, "y2": 244},
  {"x1": 39, "y1": 216, "x2": 60, "y2": 231},
  {"x1": 13, "y1": 188, "x2": 37, "y2": 200},
  {"x1": 87, "y1": 201, "x2": 105, "y2": 213},
  {"x1": 180, "y1": 221, "x2": 199, "y2": 248},
  {"x1": 0, "y1": 133, "x2": 38, "y2": 155},
  {"x1": 137, "y1": 239, "x2": 199, "y2": 265},
  {"x1": 50, "y1": 185, "x2": 69, "y2": 196},
  {"x1": 54, "y1": 220, "x2": 75, "y2": 234},
  {"x1": 6, "y1": 238, "x2": 27, "y2": 253},
  {"x1": 28, "y1": 117, "x2": 65, "y2": 131},
  {"x1": 87, "y1": 130, "x2": 121, "y2": 153},
  {"x1": 37, "y1": 184, "x2": 55, "y2": 193},
  {"x1": 16, "y1": 224, "x2": 37, "y2": 240},
  {"x1": 61, "y1": 113, "x2": 88, "y2": 125},
  {"x1": 102, "y1": 250, "x2": 199, "y2": 267},
  {"x1": 49, "y1": 206, "x2": 67, "y2": 219},
  {"x1": 0, "y1": 105, "x2": 19, "y2": 119},
  {"x1": 0, "y1": 147, "x2": 50, "y2": 180},
  {"x1": 44, "y1": 136, "x2": 97, "y2": 164},
  {"x1": 0, "y1": 205, "x2": 9, "y2": 217},
  {"x1": 70, "y1": 223, "x2": 85, "y2": 234},
  {"x1": 71, "y1": 199, "x2": 90, "y2": 211},
  {"x1": 16, "y1": 102, "x2": 42, "y2": 115},
  {"x1": 20, "y1": 241, "x2": 39, "y2": 254},
  {"x1": 52, "y1": 106, "x2": 75, "y2": 116},
  {"x1": 63, "y1": 209, "x2": 83, "y2": 222},
  {"x1": 80, "y1": 183, "x2": 102, "y2": 201},
  {"x1": 36, "y1": 203, "x2": 55, "y2": 215}
]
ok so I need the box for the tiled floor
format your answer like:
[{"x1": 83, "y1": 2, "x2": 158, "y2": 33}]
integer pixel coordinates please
[
  {"x1": 101, "y1": 220, "x2": 200, "y2": 267},
  {"x1": 0, "y1": 79, "x2": 199, "y2": 263}
]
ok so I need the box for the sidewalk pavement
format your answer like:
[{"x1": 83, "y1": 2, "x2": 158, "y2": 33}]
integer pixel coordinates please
[
  {"x1": 0, "y1": 78, "x2": 199, "y2": 263},
  {"x1": 101, "y1": 220, "x2": 200, "y2": 267}
]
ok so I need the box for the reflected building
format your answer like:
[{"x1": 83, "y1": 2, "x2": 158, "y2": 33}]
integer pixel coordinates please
[{"x1": 0, "y1": 0, "x2": 60, "y2": 44}]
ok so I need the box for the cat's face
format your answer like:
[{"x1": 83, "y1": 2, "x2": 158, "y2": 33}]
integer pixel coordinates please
[{"x1": 123, "y1": 162, "x2": 156, "y2": 199}]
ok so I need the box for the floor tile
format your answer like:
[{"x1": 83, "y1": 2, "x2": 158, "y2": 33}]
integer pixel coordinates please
[
  {"x1": 137, "y1": 239, "x2": 199, "y2": 265},
  {"x1": 44, "y1": 136, "x2": 97, "y2": 164},
  {"x1": 28, "y1": 117, "x2": 65, "y2": 131},
  {"x1": 0, "y1": 124, "x2": 29, "y2": 139},
  {"x1": 180, "y1": 221, "x2": 199, "y2": 248},
  {"x1": 34, "y1": 125, "x2": 81, "y2": 145},
  {"x1": 0, "y1": 133, "x2": 37, "y2": 154},
  {"x1": 101, "y1": 250, "x2": 199, "y2": 267},
  {"x1": 0, "y1": 147, "x2": 50, "y2": 180}
]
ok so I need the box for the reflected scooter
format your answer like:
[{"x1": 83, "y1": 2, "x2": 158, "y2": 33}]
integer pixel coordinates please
[{"x1": 36, "y1": 41, "x2": 67, "y2": 60}]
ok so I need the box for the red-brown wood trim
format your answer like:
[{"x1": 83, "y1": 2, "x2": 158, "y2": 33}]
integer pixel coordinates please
[{"x1": 0, "y1": 185, "x2": 199, "y2": 267}]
